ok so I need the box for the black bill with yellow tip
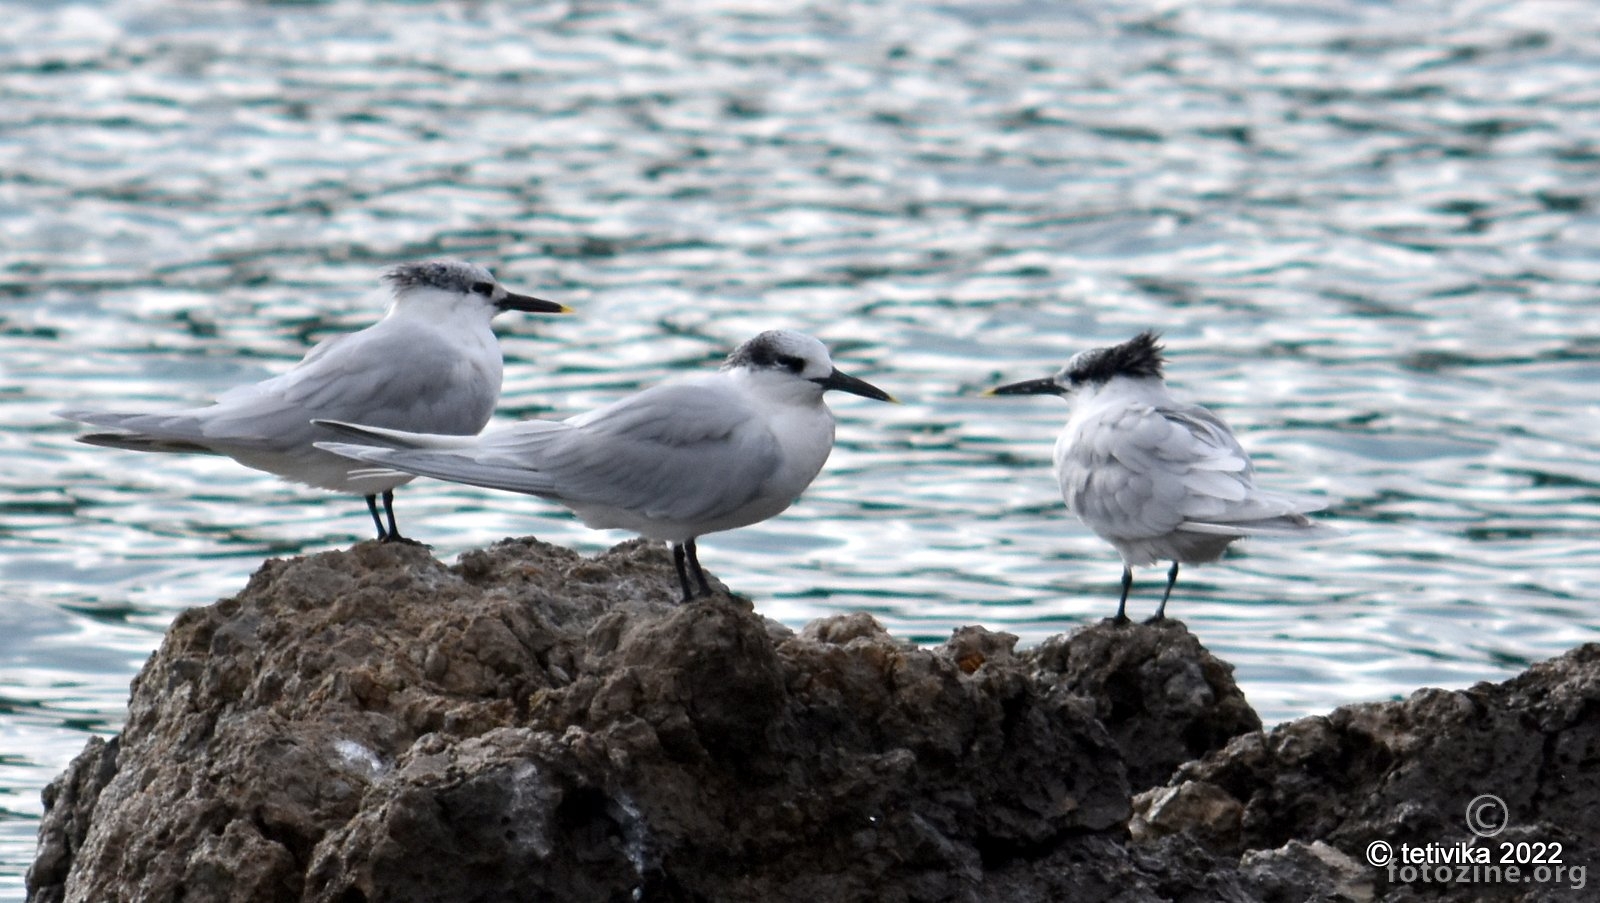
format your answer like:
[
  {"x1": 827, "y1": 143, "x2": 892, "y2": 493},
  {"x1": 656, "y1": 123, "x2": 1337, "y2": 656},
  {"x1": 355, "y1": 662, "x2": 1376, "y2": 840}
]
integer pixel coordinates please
[
  {"x1": 497, "y1": 292, "x2": 571, "y2": 314},
  {"x1": 815, "y1": 367, "x2": 897, "y2": 403},
  {"x1": 983, "y1": 376, "x2": 1063, "y2": 397}
]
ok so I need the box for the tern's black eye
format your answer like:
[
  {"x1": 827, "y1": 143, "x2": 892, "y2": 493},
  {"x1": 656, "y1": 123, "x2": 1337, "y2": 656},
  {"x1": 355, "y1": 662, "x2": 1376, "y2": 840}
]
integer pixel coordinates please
[
  {"x1": 775, "y1": 354, "x2": 806, "y2": 374},
  {"x1": 470, "y1": 281, "x2": 495, "y2": 296}
]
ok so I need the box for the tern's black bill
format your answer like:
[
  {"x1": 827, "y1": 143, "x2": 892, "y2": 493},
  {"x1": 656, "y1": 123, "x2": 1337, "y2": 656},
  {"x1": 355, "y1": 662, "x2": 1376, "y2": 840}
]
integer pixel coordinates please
[
  {"x1": 497, "y1": 292, "x2": 570, "y2": 314},
  {"x1": 815, "y1": 367, "x2": 897, "y2": 403},
  {"x1": 983, "y1": 376, "x2": 1064, "y2": 397}
]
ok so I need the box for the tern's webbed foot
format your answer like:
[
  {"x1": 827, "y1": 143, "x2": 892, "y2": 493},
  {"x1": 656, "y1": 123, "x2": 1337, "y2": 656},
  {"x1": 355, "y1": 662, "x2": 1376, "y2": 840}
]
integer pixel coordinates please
[
  {"x1": 678, "y1": 585, "x2": 719, "y2": 605},
  {"x1": 380, "y1": 534, "x2": 430, "y2": 548}
]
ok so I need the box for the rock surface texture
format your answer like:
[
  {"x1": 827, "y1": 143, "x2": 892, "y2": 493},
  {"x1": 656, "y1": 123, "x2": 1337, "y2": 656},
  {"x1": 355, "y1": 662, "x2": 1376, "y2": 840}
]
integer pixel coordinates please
[{"x1": 28, "y1": 538, "x2": 1598, "y2": 902}]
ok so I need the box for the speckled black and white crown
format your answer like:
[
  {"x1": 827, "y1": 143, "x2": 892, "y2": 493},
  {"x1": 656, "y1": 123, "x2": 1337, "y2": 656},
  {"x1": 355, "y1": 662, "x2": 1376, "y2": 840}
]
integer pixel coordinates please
[
  {"x1": 382, "y1": 260, "x2": 493, "y2": 294},
  {"x1": 722, "y1": 329, "x2": 819, "y2": 375},
  {"x1": 1065, "y1": 330, "x2": 1166, "y2": 384}
]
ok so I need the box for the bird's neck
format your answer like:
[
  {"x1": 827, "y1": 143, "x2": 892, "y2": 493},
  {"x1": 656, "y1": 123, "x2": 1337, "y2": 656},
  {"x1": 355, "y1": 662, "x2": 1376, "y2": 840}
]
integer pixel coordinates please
[
  {"x1": 1077, "y1": 376, "x2": 1172, "y2": 409},
  {"x1": 385, "y1": 291, "x2": 488, "y2": 325},
  {"x1": 731, "y1": 368, "x2": 827, "y2": 409}
]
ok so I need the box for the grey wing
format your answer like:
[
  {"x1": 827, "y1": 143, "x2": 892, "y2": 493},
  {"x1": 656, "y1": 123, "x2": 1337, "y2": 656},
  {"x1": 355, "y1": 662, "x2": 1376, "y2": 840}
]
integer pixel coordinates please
[
  {"x1": 1058, "y1": 403, "x2": 1253, "y2": 535},
  {"x1": 262, "y1": 318, "x2": 501, "y2": 436},
  {"x1": 328, "y1": 379, "x2": 786, "y2": 526},
  {"x1": 1149, "y1": 404, "x2": 1319, "y2": 532},
  {"x1": 62, "y1": 319, "x2": 500, "y2": 454},
  {"x1": 56, "y1": 407, "x2": 228, "y2": 454},
  {"x1": 1057, "y1": 405, "x2": 1194, "y2": 539},
  {"x1": 316, "y1": 421, "x2": 573, "y2": 495},
  {"x1": 504, "y1": 379, "x2": 786, "y2": 524}
]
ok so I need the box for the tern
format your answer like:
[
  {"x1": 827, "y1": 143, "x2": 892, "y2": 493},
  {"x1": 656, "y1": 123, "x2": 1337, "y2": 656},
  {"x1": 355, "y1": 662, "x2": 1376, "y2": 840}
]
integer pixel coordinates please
[
  {"x1": 986, "y1": 330, "x2": 1325, "y2": 622},
  {"x1": 57, "y1": 260, "x2": 568, "y2": 542},
  {"x1": 315, "y1": 329, "x2": 895, "y2": 602}
]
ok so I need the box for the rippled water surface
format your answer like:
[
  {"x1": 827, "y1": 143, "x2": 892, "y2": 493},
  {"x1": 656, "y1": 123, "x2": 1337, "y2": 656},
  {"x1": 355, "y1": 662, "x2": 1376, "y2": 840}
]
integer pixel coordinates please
[{"x1": 5, "y1": 0, "x2": 1600, "y2": 888}]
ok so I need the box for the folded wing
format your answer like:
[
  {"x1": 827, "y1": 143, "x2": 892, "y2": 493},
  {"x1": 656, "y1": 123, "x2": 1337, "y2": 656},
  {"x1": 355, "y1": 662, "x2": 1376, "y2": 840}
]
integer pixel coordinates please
[
  {"x1": 58, "y1": 318, "x2": 499, "y2": 455},
  {"x1": 319, "y1": 378, "x2": 785, "y2": 527},
  {"x1": 1060, "y1": 401, "x2": 1323, "y2": 540}
]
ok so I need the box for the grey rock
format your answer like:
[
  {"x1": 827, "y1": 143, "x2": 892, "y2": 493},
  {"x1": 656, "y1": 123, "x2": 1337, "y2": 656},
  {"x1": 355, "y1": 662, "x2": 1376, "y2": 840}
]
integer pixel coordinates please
[
  {"x1": 1137, "y1": 644, "x2": 1600, "y2": 900},
  {"x1": 1239, "y1": 840, "x2": 1373, "y2": 902},
  {"x1": 1035, "y1": 617, "x2": 1262, "y2": 792},
  {"x1": 32, "y1": 537, "x2": 1590, "y2": 902}
]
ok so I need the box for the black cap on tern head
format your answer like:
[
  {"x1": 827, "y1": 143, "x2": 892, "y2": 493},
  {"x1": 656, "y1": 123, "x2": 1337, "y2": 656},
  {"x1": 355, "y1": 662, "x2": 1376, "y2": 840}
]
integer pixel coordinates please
[
  {"x1": 383, "y1": 260, "x2": 489, "y2": 293},
  {"x1": 724, "y1": 329, "x2": 897, "y2": 402},
  {"x1": 1063, "y1": 330, "x2": 1165, "y2": 386},
  {"x1": 383, "y1": 259, "x2": 567, "y2": 314},
  {"x1": 723, "y1": 330, "x2": 817, "y2": 375},
  {"x1": 984, "y1": 330, "x2": 1165, "y2": 397}
]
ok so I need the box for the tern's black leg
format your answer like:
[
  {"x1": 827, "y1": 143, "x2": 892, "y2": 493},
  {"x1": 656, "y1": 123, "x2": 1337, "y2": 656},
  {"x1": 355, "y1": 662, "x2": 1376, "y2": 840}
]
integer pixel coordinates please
[
  {"x1": 1114, "y1": 565, "x2": 1133, "y2": 624},
  {"x1": 1150, "y1": 561, "x2": 1180, "y2": 622},
  {"x1": 671, "y1": 540, "x2": 713, "y2": 603},
  {"x1": 365, "y1": 494, "x2": 388, "y2": 541},
  {"x1": 684, "y1": 538, "x2": 712, "y2": 597},
  {"x1": 672, "y1": 543, "x2": 694, "y2": 603},
  {"x1": 379, "y1": 489, "x2": 404, "y2": 543}
]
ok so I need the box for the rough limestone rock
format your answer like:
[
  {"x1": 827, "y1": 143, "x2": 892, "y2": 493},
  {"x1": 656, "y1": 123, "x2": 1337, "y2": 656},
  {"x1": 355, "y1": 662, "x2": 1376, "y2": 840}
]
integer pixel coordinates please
[
  {"x1": 28, "y1": 537, "x2": 1597, "y2": 901},
  {"x1": 24, "y1": 539, "x2": 1225, "y2": 903},
  {"x1": 1034, "y1": 618, "x2": 1261, "y2": 792},
  {"x1": 1133, "y1": 644, "x2": 1600, "y2": 901}
]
